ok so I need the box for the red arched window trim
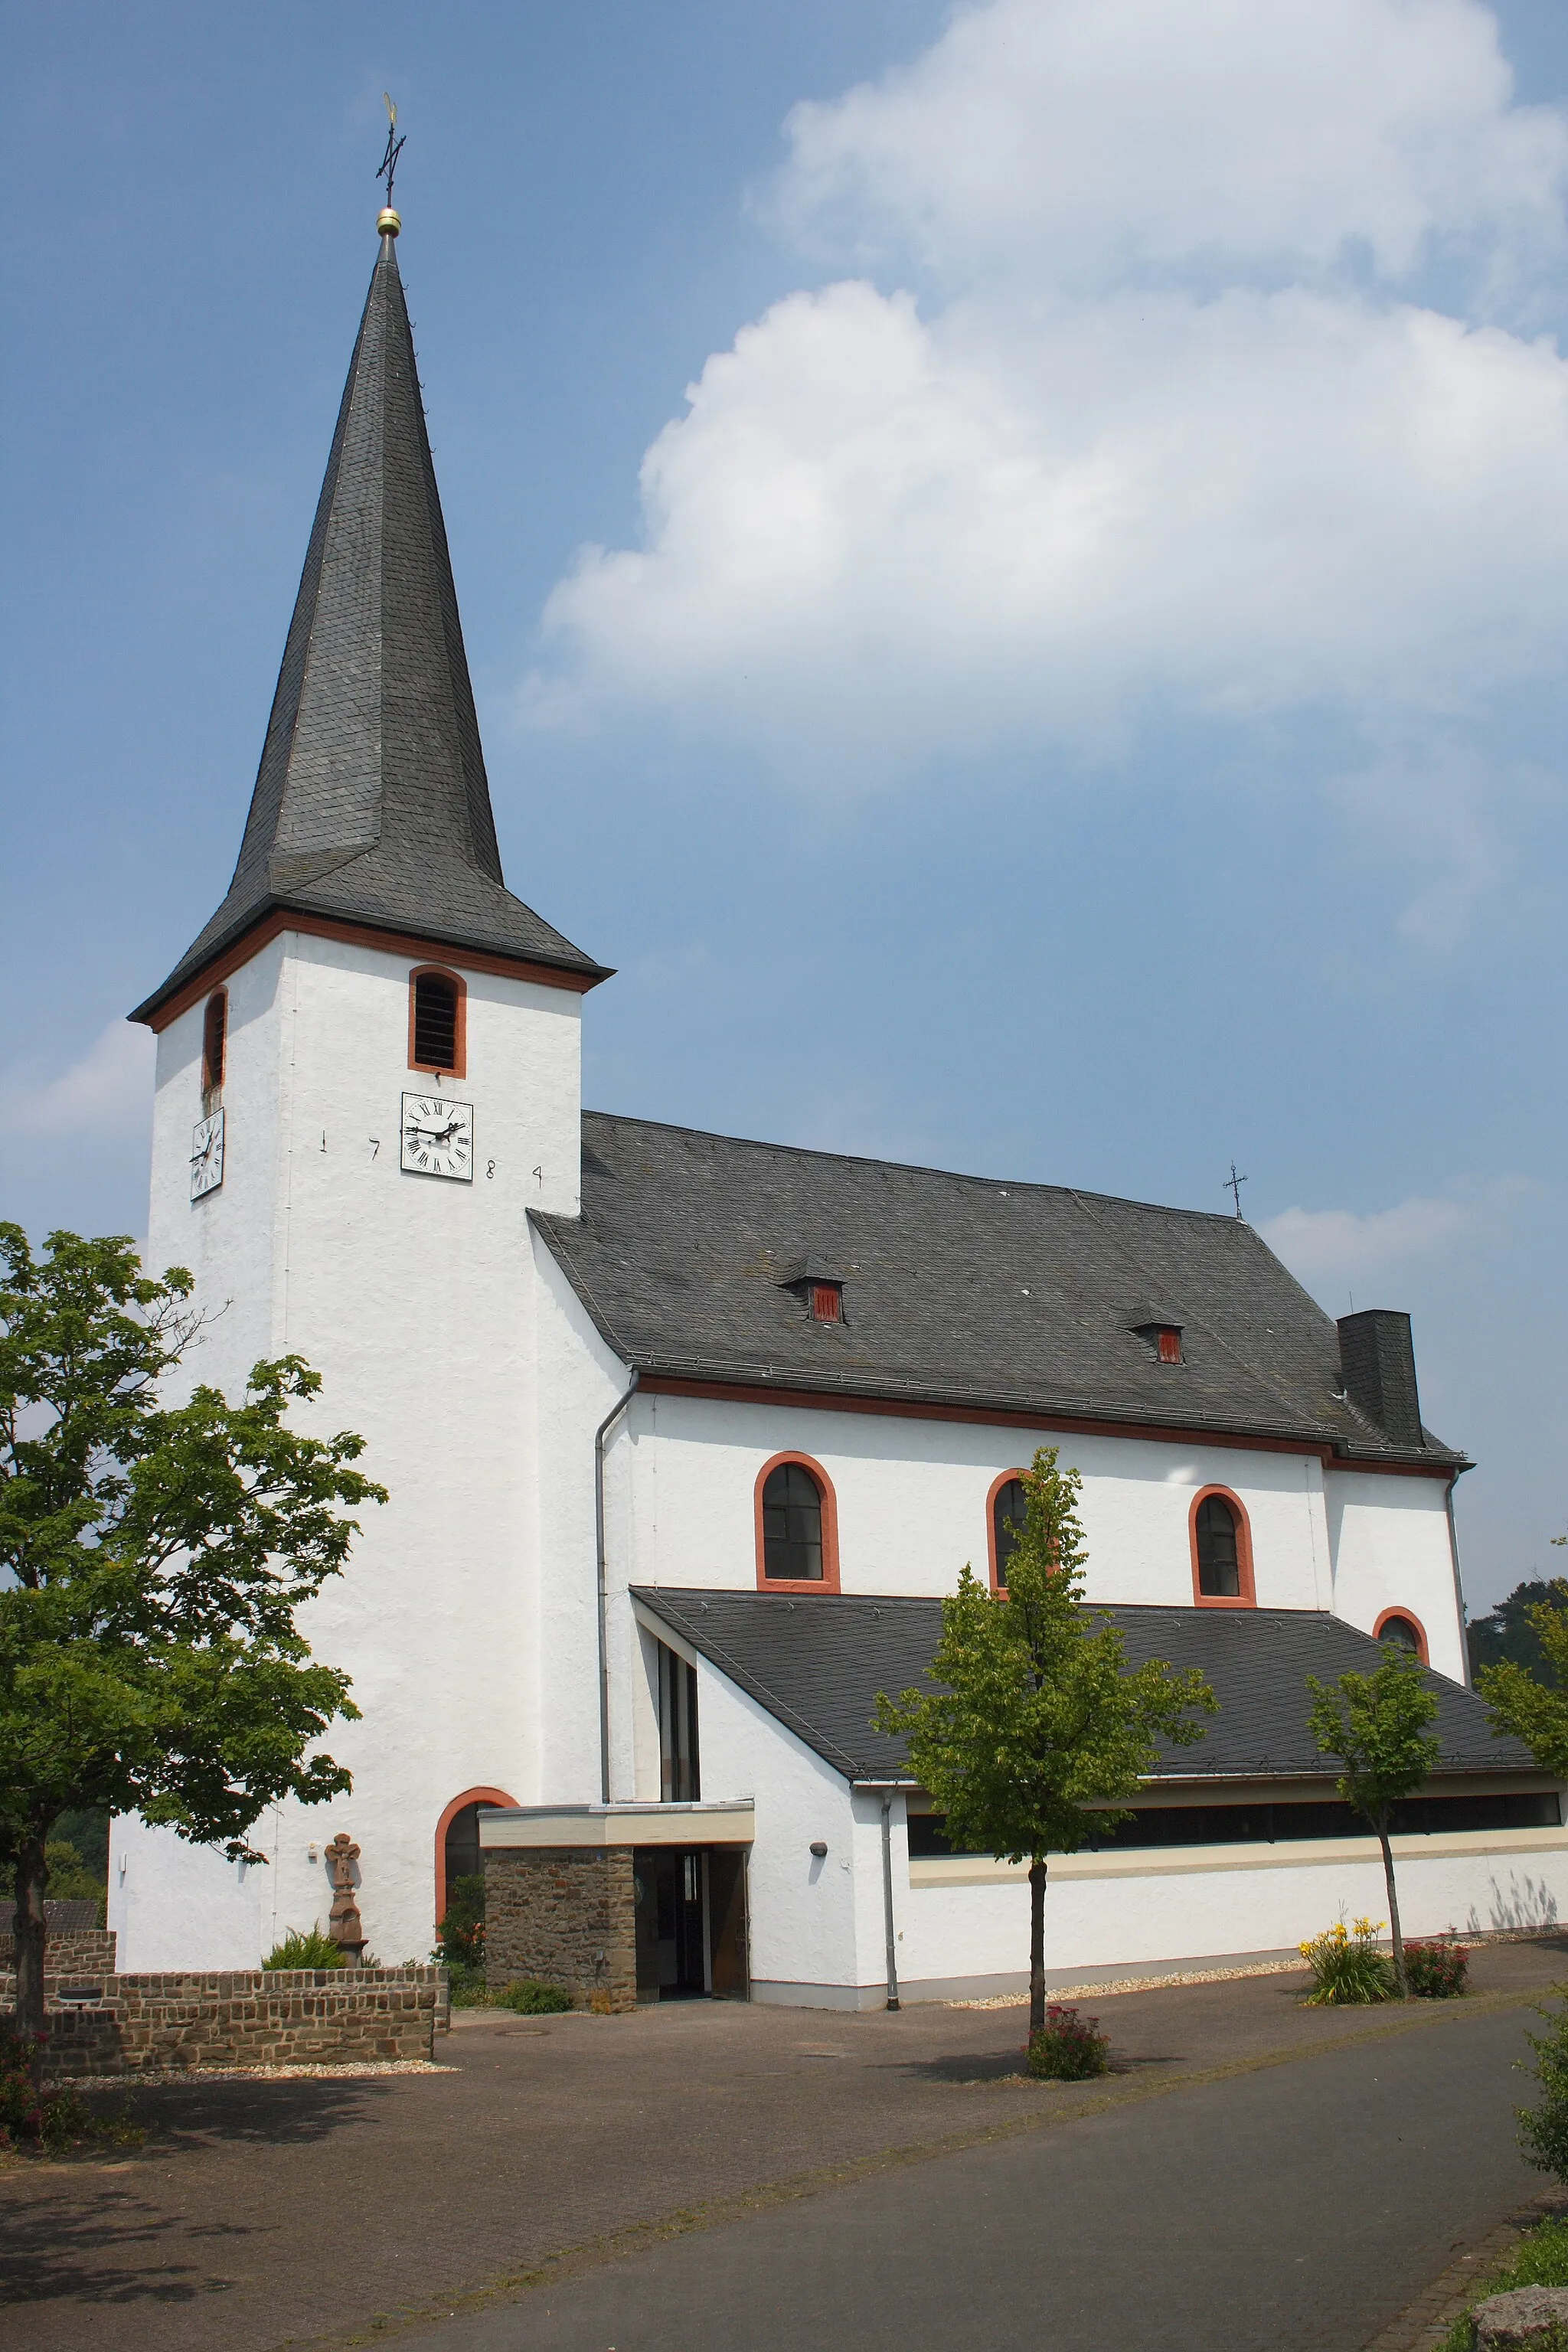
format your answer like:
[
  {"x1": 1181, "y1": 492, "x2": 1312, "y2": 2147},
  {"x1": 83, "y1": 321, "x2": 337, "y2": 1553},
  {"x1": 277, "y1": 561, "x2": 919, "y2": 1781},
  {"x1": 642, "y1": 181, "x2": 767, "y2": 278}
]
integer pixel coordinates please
[
  {"x1": 985, "y1": 1468, "x2": 1028, "y2": 1592},
  {"x1": 433, "y1": 1785, "x2": 515, "y2": 1931},
  {"x1": 1373, "y1": 1607, "x2": 1429, "y2": 1664},
  {"x1": 1188, "y1": 1485, "x2": 1256, "y2": 1609},
  {"x1": 408, "y1": 965, "x2": 468, "y2": 1080},
  {"x1": 753, "y1": 1452, "x2": 841, "y2": 1592}
]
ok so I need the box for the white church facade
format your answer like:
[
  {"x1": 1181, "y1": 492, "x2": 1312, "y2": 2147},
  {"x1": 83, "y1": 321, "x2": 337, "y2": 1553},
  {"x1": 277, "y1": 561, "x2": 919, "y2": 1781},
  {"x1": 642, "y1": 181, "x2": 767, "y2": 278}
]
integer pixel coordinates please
[{"x1": 109, "y1": 207, "x2": 1566, "y2": 2007}]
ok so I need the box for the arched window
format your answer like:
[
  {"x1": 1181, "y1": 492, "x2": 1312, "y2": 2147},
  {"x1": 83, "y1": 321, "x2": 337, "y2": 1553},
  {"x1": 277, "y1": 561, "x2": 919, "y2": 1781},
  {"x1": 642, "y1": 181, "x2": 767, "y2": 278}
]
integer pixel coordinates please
[
  {"x1": 433, "y1": 1785, "x2": 515, "y2": 1931},
  {"x1": 1189, "y1": 1488, "x2": 1256, "y2": 1608},
  {"x1": 990, "y1": 1475, "x2": 1027, "y2": 1591},
  {"x1": 1374, "y1": 1609, "x2": 1428, "y2": 1661},
  {"x1": 201, "y1": 990, "x2": 227, "y2": 1109},
  {"x1": 754, "y1": 1454, "x2": 840, "y2": 1590},
  {"x1": 409, "y1": 966, "x2": 466, "y2": 1078}
]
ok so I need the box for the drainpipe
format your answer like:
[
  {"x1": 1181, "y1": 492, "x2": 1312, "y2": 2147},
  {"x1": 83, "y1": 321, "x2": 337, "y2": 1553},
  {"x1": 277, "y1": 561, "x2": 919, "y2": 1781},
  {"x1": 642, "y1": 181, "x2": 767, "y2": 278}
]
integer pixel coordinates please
[
  {"x1": 1446, "y1": 1469, "x2": 1473, "y2": 1689},
  {"x1": 594, "y1": 1367, "x2": 640, "y2": 1804},
  {"x1": 880, "y1": 1788, "x2": 901, "y2": 2011}
]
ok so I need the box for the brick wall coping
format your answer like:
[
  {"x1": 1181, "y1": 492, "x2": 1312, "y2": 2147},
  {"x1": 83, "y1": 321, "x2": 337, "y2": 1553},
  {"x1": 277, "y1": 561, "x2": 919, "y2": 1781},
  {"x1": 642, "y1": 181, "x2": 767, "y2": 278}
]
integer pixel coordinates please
[{"x1": 480, "y1": 1801, "x2": 754, "y2": 1851}]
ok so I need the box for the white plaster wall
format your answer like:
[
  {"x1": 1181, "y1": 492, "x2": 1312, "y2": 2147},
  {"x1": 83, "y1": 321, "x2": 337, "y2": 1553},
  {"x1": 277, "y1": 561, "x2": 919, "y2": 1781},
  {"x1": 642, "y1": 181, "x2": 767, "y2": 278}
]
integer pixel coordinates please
[
  {"x1": 896, "y1": 1831, "x2": 1568, "y2": 1994},
  {"x1": 619, "y1": 1392, "x2": 1338, "y2": 1612},
  {"x1": 686, "y1": 1662, "x2": 861, "y2": 1996},
  {"x1": 1327, "y1": 1471, "x2": 1465, "y2": 1680},
  {"x1": 531, "y1": 1235, "x2": 631, "y2": 1802},
  {"x1": 113, "y1": 929, "x2": 590, "y2": 1969}
]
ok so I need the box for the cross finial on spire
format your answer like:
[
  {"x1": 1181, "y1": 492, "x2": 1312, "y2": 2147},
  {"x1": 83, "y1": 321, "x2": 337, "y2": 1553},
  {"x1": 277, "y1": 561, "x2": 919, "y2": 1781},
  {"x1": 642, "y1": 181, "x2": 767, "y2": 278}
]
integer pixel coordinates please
[
  {"x1": 1225, "y1": 1161, "x2": 1249, "y2": 1219},
  {"x1": 376, "y1": 93, "x2": 406, "y2": 237}
]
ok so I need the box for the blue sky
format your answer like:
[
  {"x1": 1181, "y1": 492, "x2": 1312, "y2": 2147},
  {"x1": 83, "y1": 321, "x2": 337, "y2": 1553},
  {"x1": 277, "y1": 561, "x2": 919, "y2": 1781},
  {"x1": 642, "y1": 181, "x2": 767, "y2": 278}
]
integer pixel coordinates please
[{"x1": 5, "y1": 1, "x2": 1566, "y2": 1616}]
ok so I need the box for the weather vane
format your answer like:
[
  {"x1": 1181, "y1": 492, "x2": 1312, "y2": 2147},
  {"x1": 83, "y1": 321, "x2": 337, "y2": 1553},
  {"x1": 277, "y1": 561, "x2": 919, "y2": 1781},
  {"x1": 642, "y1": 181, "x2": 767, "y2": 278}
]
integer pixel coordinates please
[
  {"x1": 377, "y1": 93, "x2": 406, "y2": 210},
  {"x1": 1224, "y1": 1161, "x2": 1248, "y2": 1220}
]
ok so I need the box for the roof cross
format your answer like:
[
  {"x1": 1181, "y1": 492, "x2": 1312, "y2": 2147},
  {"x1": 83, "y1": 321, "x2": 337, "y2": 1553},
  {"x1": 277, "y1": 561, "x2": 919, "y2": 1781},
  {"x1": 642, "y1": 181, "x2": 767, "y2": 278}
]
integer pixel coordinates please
[
  {"x1": 1224, "y1": 1161, "x2": 1249, "y2": 1219},
  {"x1": 377, "y1": 93, "x2": 406, "y2": 207}
]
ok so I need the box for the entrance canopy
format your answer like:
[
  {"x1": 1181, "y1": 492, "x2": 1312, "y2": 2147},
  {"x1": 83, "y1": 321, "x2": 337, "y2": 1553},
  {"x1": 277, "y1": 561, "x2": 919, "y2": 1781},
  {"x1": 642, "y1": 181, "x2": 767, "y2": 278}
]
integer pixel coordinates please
[{"x1": 478, "y1": 1801, "x2": 754, "y2": 1851}]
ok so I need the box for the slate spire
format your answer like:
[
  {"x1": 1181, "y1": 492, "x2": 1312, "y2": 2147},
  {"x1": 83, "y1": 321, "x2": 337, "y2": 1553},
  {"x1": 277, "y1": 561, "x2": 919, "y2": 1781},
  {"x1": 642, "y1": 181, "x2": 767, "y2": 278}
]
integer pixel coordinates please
[{"x1": 135, "y1": 219, "x2": 605, "y2": 1020}]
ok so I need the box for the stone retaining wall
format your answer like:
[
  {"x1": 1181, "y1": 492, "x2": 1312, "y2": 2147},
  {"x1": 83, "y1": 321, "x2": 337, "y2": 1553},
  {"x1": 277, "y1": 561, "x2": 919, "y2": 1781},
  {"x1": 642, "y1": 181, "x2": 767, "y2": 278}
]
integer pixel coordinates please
[
  {"x1": 7, "y1": 1966, "x2": 446, "y2": 2078},
  {"x1": 0, "y1": 1928, "x2": 117, "y2": 2001},
  {"x1": 485, "y1": 1847, "x2": 638, "y2": 2012}
]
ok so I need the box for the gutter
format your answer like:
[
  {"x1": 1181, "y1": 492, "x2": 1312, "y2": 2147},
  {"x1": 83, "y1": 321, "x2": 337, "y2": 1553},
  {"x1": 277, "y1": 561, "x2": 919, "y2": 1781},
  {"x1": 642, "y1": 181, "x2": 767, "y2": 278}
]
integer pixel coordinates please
[{"x1": 594, "y1": 1367, "x2": 640, "y2": 1805}]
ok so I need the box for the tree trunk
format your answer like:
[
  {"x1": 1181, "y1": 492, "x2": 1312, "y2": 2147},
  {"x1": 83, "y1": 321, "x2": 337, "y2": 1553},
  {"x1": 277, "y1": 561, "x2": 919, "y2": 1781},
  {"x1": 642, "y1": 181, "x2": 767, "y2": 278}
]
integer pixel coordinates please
[
  {"x1": 11, "y1": 1836, "x2": 49, "y2": 2067},
  {"x1": 1028, "y1": 1856, "x2": 1047, "y2": 2039},
  {"x1": 1377, "y1": 1824, "x2": 1408, "y2": 1997}
]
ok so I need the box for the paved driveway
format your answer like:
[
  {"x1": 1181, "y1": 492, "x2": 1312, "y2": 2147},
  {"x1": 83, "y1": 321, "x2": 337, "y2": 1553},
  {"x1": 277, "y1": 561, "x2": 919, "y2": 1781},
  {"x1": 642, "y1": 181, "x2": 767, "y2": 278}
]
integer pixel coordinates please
[
  {"x1": 3, "y1": 1936, "x2": 1565, "y2": 2352},
  {"x1": 400, "y1": 2001, "x2": 1538, "y2": 2352}
]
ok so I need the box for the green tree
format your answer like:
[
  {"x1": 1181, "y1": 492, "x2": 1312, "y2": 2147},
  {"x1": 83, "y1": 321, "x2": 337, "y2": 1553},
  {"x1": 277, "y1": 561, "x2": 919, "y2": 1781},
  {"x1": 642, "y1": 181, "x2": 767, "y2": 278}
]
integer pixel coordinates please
[
  {"x1": 874, "y1": 1448, "x2": 1216, "y2": 2037},
  {"x1": 1306, "y1": 1645, "x2": 1441, "y2": 1995},
  {"x1": 1475, "y1": 1564, "x2": 1568, "y2": 1778},
  {"x1": 1, "y1": 1227, "x2": 383, "y2": 2043},
  {"x1": 1468, "y1": 1570, "x2": 1568, "y2": 1688}
]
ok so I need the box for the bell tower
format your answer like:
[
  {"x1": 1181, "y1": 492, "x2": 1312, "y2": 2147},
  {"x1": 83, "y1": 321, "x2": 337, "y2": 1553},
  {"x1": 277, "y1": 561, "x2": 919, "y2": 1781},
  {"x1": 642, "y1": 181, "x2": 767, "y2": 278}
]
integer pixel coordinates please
[{"x1": 116, "y1": 200, "x2": 610, "y2": 1969}]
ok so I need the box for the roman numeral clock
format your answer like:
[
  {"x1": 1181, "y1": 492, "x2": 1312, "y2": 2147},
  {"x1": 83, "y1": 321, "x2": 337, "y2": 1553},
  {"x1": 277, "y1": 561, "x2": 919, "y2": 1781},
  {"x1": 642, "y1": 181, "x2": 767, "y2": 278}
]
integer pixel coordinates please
[{"x1": 400, "y1": 1093, "x2": 474, "y2": 1180}]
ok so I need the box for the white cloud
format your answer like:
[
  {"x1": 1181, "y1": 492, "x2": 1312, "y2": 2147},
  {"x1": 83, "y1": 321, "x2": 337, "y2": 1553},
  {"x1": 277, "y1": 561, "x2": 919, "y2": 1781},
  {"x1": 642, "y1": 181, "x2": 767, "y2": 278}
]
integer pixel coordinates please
[
  {"x1": 1260, "y1": 1178, "x2": 1534, "y2": 1290},
  {"x1": 773, "y1": 0, "x2": 1568, "y2": 291},
  {"x1": 527, "y1": 0, "x2": 1568, "y2": 795},
  {"x1": 13, "y1": 1020, "x2": 155, "y2": 1140}
]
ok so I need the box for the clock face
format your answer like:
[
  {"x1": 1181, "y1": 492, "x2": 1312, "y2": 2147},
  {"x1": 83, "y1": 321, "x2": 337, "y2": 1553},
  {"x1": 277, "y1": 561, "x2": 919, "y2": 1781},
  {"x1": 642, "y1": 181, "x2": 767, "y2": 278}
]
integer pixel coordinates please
[
  {"x1": 190, "y1": 1109, "x2": 224, "y2": 1200},
  {"x1": 400, "y1": 1093, "x2": 474, "y2": 1182}
]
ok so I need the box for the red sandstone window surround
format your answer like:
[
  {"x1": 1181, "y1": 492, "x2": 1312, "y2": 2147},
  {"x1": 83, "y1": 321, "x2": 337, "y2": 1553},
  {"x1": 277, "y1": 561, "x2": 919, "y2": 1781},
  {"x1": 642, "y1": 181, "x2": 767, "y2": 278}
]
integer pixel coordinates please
[
  {"x1": 1189, "y1": 1486, "x2": 1256, "y2": 1609},
  {"x1": 755, "y1": 1452, "x2": 841, "y2": 1592},
  {"x1": 1373, "y1": 1608, "x2": 1429, "y2": 1663},
  {"x1": 433, "y1": 1785, "x2": 516, "y2": 1932},
  {"x1": 986, "y1": 1469, "x2": 1029, "y2": 1592}
]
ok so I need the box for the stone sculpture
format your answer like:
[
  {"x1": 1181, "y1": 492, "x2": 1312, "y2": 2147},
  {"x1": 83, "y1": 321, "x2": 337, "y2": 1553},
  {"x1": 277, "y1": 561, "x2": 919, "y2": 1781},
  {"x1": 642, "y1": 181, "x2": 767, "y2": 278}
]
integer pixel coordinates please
[{"x1": 325, "y1": 1832, "x2": 367, "y2": 1962}]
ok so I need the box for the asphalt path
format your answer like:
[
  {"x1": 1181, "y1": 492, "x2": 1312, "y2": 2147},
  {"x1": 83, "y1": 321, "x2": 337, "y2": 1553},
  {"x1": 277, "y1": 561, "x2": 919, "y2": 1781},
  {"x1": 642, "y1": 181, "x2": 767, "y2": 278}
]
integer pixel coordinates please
[{"x1": 395, "y1": 2004, "x2": 1540, "y2": 2352}]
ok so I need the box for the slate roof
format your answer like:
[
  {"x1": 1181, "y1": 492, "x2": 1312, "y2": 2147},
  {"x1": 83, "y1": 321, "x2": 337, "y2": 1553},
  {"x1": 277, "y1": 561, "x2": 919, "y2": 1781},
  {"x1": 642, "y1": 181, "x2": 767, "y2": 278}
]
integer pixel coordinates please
[
  {"x1": 631, "y1": 1589, "x2": 1530, "y2": 1785},
  {"x1": 537, "y1": 1116, "x2": 1463, "y2": 1465},
  {"x1": 133, "y1": 230, "x2": 605, "y2": 1024}
]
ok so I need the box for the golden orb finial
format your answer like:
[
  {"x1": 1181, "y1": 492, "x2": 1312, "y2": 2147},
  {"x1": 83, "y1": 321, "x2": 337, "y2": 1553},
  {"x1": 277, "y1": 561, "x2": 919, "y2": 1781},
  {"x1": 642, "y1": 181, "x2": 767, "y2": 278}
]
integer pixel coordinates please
[{"x1": 377, "y1": 207, "x2": 401, "y2": 238}]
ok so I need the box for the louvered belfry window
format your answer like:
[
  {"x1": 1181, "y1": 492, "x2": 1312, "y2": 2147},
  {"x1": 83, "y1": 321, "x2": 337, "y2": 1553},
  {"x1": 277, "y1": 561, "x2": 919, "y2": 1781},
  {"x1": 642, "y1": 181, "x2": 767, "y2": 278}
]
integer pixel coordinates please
[
  {"x1": 412, "y1": 971, "x2": 459, "y2": 1071},
  {"x1": 201, "y1": 991, "x2": 226, "y2": 1106}
]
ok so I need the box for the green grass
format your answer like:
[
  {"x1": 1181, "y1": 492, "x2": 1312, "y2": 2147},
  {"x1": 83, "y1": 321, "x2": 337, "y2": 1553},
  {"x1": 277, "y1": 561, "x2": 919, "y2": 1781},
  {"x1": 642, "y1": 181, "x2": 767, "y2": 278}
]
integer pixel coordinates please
[{"x1": 1437, "y1": 2216, "x2": 1568, "y2": 2350}]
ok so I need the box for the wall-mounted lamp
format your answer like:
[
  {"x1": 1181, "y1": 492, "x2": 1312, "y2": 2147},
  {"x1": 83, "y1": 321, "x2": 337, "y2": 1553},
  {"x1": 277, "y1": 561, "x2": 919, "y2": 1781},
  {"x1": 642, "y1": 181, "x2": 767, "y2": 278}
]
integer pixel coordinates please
[{"x1": 809, "y1": 1841, "x2": 828, "y2": 1858}]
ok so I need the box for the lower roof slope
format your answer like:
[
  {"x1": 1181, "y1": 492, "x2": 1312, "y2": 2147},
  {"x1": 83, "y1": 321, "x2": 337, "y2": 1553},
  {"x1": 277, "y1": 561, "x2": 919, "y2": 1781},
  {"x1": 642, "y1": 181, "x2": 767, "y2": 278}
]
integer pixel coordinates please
[
  {"x1": 631, "y1": 1589, "x2": 1526, "y2": 1785},
  {"x1": 537, "y1": 1116, "x2": 1461, "y2": 1465}
]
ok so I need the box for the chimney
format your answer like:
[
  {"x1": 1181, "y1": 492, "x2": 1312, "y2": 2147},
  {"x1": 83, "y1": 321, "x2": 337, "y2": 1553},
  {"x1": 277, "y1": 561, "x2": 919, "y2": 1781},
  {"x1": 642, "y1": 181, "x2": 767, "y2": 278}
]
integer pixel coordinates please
[{"x1": 1337, "y1": 1310, "x2": 1424, "y2": 1447}]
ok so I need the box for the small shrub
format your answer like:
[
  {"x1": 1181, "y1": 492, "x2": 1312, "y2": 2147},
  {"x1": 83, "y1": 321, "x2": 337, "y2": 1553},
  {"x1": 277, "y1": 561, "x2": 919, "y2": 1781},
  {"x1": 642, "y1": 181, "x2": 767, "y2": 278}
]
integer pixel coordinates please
[
  {"x1": 498, "y1": 1978, "x2": 574, "y2": 2016},
  {"x1": 1520, "y1": 1989, "x2": 1568, "y2": 2184},
  {"x1": 0, "y1": 2031, "x2": 142, "y2": 2158},
  {"x1": 444, "y1": 1960, "x2": 493, "y2": 2007},
  {"x1": 1300, "y1": 1916, "x2": 1397, "y2": 2005},
  {"x1": 1403, "y1": 1938, "x2": 1469, "y2": 1999},
  {"x1": 435, "y1": 1873, "x2": 486, "y2": 1971},
  {"x1": 263, "y1": 1925, "x2": 345, "y2": 1971},
  {"x1": 1026, "y1": 2004, "x2": 1110, "y2": 2080}
]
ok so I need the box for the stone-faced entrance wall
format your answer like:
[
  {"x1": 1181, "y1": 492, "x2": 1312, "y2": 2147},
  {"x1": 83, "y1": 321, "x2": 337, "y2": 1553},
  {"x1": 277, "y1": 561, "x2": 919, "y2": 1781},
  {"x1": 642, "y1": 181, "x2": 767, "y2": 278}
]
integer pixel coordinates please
[{"x1": 484, "y1": 1847, "x2": 638, "y2": 2012}]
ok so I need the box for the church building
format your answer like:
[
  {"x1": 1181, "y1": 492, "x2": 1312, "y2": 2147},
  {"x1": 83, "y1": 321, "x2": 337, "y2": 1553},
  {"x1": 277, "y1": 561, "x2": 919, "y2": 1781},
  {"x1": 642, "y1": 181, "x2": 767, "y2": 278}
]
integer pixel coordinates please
[{"x1": 109, "y1": 203, "x2": 1566, "y2": 2007}]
